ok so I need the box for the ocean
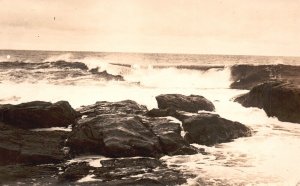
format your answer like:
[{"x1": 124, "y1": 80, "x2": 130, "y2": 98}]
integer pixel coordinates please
[{"x1": 1, "y1": 49, "x2": 300, "y2": 185}]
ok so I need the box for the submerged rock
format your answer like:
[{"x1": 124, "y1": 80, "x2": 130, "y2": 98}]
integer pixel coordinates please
[
  {"x1": 235, "y1": 81, "x2": 300, "y2": 124},
  {"x1": 156, "y1": 94, "x2": 215, "y2": 113},
  {"x1": 59, "y1": 157, "x2": 187, "y2": 185},
  {"x1": 89, "y1": 68, "x2": 124, "y2": 81},
  {"x1": 182, "y1": 113, "x2": 251, "y2": 146},
  {"x1": 0, "y1": 101, "x2": 78, "y2": 129},
  {"x1": 0, "y1": 122, "x2": 69, "y2": 165}
]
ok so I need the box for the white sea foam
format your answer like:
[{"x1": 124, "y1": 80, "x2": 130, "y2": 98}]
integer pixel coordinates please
[
  {"x1": 161, "y1": 89, "x2": 300, "y2": 186},
  {"x1": 66, "y1": 155, "x2": 109, "y2": 168},
  {"x1": 31, "y1": 127, "x2": 72, "y2": 132},
  {"x1": 77, "y1": 174, "x2": 102, "y2": 183},
  {"x1": 125, "y1": 67, "x2": 232, "y2": 89}
]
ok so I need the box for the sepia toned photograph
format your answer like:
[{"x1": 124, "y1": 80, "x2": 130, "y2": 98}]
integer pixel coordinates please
[{"x1": 0, "y1": 0, "x2": 300, "y2": 185}]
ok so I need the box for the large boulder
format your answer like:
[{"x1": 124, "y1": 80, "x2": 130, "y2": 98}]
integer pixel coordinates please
[
  {"x1": 68, "y1": 100, "x2": 197, "y2": 157},
  {"x1": 235, "y1": 81, "x2": 300, "y2": 123},
  {"x1": 59, "y1": 157, "x2": 187, "y2": 185},
  {"x1": 156, "y1": 94, "x2": 215, "y2": 113},
  {"x1": 0, "y1": 101, "x2": 78, "y2": 129},
  {"x1": 0, "y1": 122, "x2": 69, "y2": 165},
  {"x1": 67, "y1": 115, "x2": 162, "y2": 157},
  {"x1": 182, "y1": 113, "x2": 251, "y2": 146}
]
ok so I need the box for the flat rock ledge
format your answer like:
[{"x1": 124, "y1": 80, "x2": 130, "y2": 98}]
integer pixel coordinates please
[
  {"x1": 59, "y1": 157, "x2": 188, "y2": 186},
  {"x1": 0, "y1": 101, "x2": 78, "y2": 129}
]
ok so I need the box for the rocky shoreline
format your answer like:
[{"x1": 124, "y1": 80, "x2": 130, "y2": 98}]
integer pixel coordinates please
[
  {"x1": 0, "y1": 94, "x2": 251, "y2": 185},
  {"x1": 1, "y1": 61, "x2": 300, "y2": 185},
  {"x1": 229, "y1": 64, "x2": 300, "y2": 124}
]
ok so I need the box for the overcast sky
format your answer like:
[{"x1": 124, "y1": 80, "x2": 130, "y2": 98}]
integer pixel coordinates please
[{"x1": 0, "y1": 0, "x2": 300, "y2": 56}]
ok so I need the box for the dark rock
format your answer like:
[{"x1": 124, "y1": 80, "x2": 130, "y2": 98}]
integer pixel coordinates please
[
  {"x1": 67, "y1": 115, "x2": 162, "y2": 157},
  {"x1": 142, "y1": 117, "x2": 198, "y2": 155},
  {"x1": 90, "y1": 69, "x2": 124, "y2": 81},
  {"x1": 59, "y1": 162, "x2": 93, "y2": 182},
  {"x1": 89, "y1": 67, "x2": 100, "y2": 74},
  {"x1": 59, "y1": 157, "x2": 187, "y2": 185},
  {"x1": 0, "y1": 122, "x2": 69, "y2": 165},
  {"x1": 78, "y1": 100, "x2": 148, "y2": 117},
  {"x1": 182, "y1": 113, "x2": 251, "y2": 146},
  {"x1": 230, "y1": 64, "x2": 300, "y2": 89},
  {"x1": 146, "y1": 108, "x2": 175, "y2": 118},
  {"x1": 0, "y1": 101, "x2": 78, "y2": 129},
  {"x1": 235, "y1": 81, "x2": 300, "y2": 123},
  {"x1": 70, "y1": 100, "x2": 197, "y2": 157},
  {"x1": 146, "y1": 108, "x2": 195, "y2": 122},
  {"x1": 0, "y1": 164, "x2": 59, "y2": 185},
  {"x1": 156, "y1": 94, "x2": 215, "y2": 113}
]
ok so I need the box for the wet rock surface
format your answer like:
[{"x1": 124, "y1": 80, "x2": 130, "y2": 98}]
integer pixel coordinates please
[
  {"x1": 68, "y1": 100, "x2": 197, "y2": 157},
  {"x1": 68, "y1": 115, "x2": 163, "y2": 157},
  {"x1": 182, "y1": 113, "x2": 251, "y2": 146},
  {"x1": 0, "y1": 96, "x2": 251, "y2": 185},
  {"x1": 0, "y1": 164, "x2": 59, "y2": 185},
  {"x1": 146, "y1": 108, "x2": 195, "y2": 122},
  {"x1": 0, "y1": 122, "x2": 69, "y2": 165},
  {"x1": 235, "y1": 81, "x2": 300, "y2": 124},
  {"x1": 230, "y1": 64, "x2": 300, "y2": 89},
  {"x1": 142, "y1": 117, "x2": 198, "y2": 155},
  {"x1": 59, "y1": 157, "x2": 187, "y2": 186},
  {"x1": 156, "y1": 94, "x2": 215, "y2": 112},
  {"x1": 0, "y1": 101, "x2": 78, "y2": 129}
]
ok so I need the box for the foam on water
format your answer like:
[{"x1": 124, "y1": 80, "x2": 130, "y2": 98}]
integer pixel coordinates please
[
  {"x1": 125, "y1": 67, "x2": 231, "y2": 89},
  {"x1": 162, "y1": 89, "x2": 300, "y2": 186}
]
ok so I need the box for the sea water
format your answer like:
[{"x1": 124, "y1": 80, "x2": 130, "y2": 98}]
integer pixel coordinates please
[{"x1": 0, "y1": 50, "x2": 300, "y2": 185}]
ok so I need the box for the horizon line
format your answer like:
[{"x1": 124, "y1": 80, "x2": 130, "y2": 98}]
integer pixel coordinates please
[{"x1": 1, "y1": 48, "x2": 300, "y2": 58}]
